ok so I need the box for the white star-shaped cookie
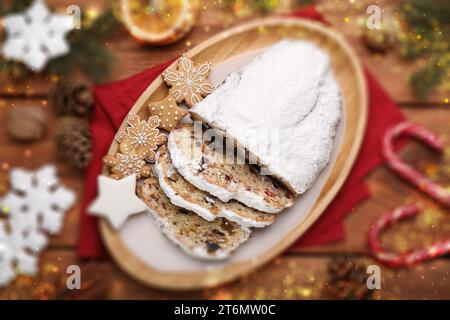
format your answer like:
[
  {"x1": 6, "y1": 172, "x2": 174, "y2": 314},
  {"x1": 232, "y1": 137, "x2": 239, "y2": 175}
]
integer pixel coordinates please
[{"x1": 88, "y1": 174, "x2": 147, "y2": 229}]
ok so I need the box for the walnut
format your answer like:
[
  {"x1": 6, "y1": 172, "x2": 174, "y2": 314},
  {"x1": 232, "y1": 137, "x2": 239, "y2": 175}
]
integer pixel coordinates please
[{"x1": 5, "y1": 105, "x2": 47, "y2": 142}]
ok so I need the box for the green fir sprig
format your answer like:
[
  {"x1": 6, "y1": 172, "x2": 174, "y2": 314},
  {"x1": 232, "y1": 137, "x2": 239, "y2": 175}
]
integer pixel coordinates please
[
  {"x1": 398, "y1": 0, "x2": 450, "y2": 98},
  {"x1": 0, "y1": 0, "x2": 119, "y2": 83},
  {"x1": 226, "y1": 0, "x2": 315, "y2": 14}
]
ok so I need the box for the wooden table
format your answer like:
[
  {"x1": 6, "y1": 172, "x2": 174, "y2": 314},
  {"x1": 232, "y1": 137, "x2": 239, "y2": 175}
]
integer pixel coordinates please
[{"x1": 0, "y1": 0, "x2": 448, "y2": 299}]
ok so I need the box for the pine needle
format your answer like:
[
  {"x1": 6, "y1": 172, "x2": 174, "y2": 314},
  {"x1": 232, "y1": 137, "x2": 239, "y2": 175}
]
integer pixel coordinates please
[
  {"x1": 86, "y1": 9, "x2": 121, "y2": 38},
  {"x1": 410, "y1": 53, "x2": 450, "y2": 98},
  {"x1": 398, "y1": 0, "x2": 450, "y2": 97}
]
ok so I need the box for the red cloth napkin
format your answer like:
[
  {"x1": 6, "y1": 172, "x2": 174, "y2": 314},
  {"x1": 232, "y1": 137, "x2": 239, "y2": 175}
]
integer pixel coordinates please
[{"x1": 77, "y1": 7, "x2": 405, "y2": 258}]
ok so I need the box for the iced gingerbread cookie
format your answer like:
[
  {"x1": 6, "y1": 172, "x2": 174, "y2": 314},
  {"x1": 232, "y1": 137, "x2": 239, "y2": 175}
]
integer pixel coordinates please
[
  {"x1": 167, "y1": 125, "x2": 295, "y2": 213},
  {"x1": 148, "y1": 94, "x2": 188, "y2": 131},
  {"x1": 115, "y1": 114, "x2": 166, "y2": 162},
  {"x1": 103, "y1": 139, "x2": 152, "y2": 179},
  {"x1": 155, "y1": 146, "x2": 276, "y2": 228},
  {"x1": 137, "y1": 176, "x2": 251, "y2": 260},
  {"x1": 162, "y1": 55, "x2": 214, "y2": 107}
]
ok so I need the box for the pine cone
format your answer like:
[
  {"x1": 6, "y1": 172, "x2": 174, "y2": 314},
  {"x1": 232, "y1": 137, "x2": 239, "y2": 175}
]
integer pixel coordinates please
[
  {"x1": 322, "y1": 256, "x2": 373, "y2": 300},
  {"x1": 51, "y1": 78, "x2": 94, "y2": 116},
  {"x1": 54, "y1": 117, "x2": 92, "y2": 170}
]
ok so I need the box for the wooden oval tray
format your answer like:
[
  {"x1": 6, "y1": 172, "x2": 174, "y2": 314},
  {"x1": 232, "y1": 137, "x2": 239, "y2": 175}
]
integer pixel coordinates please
[{"x1": 99, "y1": 18, "x2": 368, "y2": 290}]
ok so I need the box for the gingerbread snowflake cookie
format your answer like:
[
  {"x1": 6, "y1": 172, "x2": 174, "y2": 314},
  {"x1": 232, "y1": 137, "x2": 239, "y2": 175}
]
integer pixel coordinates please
[
  {"x1": 162, "y1": 55, "x2": 214, "y2": 107},
  {"x1": 103, "y1": 139, "x2": 152, "y2": 179},
  {"x1": 148, "y1": 94, "x2": 188, "y2": 131},
  {"x1": 115, "y1": 114, "x2": 166, "y2": 162}
]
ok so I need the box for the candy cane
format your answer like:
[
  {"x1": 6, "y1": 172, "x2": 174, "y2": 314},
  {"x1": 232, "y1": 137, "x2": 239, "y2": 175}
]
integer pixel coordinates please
[
  {"x1": 371, "y1": 123, "x2": 450, "y2": 267},
  {"x1": 368, "y1": 204, "x2": 450, "y2": 268},
  {"x1": 382, "y1": 121, "x2": 450, "y2": 207}
]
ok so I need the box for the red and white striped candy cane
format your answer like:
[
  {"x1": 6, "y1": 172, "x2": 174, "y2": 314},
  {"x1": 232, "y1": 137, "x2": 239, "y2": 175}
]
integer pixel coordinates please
[
  {"x1": 382, "y1": 121, "x2": 450, "y2": 207},
  {"x1": 368, "y1": 204, "x2": 450, "y2": 268},
  {"x1": 371, "y1": 123, "x2": 450, "y2": 267}
]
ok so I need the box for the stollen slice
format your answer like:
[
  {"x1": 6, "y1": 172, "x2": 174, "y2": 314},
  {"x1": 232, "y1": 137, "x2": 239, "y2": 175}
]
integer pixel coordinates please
[
  {"x1": 137, "y1": 176, "x2": 251, "y2": 260},
  {"x1": 167, "y1": 124, "x2": 295, "y2": 213},
  {"x1": 155, "y1": 146, "x2": 276, "y2": 228}
]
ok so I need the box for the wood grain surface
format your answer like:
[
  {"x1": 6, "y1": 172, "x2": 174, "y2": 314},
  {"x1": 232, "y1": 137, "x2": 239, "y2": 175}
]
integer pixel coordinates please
[{"x1": 0, "y1": 0, "x2": 448, "y2": 299}]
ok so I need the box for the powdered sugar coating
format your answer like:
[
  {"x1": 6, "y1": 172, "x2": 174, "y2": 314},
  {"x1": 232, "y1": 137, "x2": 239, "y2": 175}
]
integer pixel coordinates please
[{"x1": 190, "y1": 41, "x2": 342, "y2": 194}]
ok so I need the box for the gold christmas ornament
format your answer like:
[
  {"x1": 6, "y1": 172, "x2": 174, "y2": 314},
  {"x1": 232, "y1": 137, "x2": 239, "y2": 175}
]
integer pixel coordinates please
[{"x1": 118, "y1": 0, "x2": 201, "y2": 45}]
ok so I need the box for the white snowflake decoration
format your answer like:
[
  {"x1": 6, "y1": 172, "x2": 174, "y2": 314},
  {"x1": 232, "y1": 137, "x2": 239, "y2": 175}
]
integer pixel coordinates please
[
  {"x1": 0, "y1": 220, "x2": 47, "y2": 286},
  {"x1": 0, "y1": 165, "x2": 75, "y2": 287},
  {"x1": 2, "y1": 165, "x2": 76, "y2": 234},
  {"x1": 1, "y1": 0, "x2": 73, "y2": 72}
]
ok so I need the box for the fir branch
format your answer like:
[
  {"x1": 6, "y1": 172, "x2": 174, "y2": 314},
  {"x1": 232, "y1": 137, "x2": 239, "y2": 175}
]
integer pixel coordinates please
[
  {"x1": 251, "y1": 0, "x2": 279, "y2": 13},
  {"x1": 410, "y1": 53, "x2": 450, "y2": 98},
  {"x1": 0, "y1": 59, "x2": 28, "y2": 80},
  {"x1": 398, "y1": 0, "x2": 450, "y2": 59},
  {"x1": 63, "y1": 9, "x2": 119, "y2": 82},
  {"x1": 47, "y1": 54, "x2": 76, "y2": 77},
  {"x1": 398, "y1": 0, "x2": 450, "y2": 96},
  {"x1": 70, "y1": 33, "x2": 115, "y2": 82},
  {"x1": 10, "y1": 0, "x2": 33, "y2": 13},
  {"x1": 296, "y1": 0, "x2": 316, "y2": 5},
  {"x1": 86, "y1": 9, "x2": 120, "y2": 38},
  {"x1": 401, "y1": 0, "x2": 450, "y2": 26}
]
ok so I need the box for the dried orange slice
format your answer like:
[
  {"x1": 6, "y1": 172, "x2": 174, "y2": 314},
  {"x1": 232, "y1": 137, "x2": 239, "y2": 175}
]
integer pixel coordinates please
[{"x1": 119, "y1": 0, "x2": 200, "y2": 45}]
